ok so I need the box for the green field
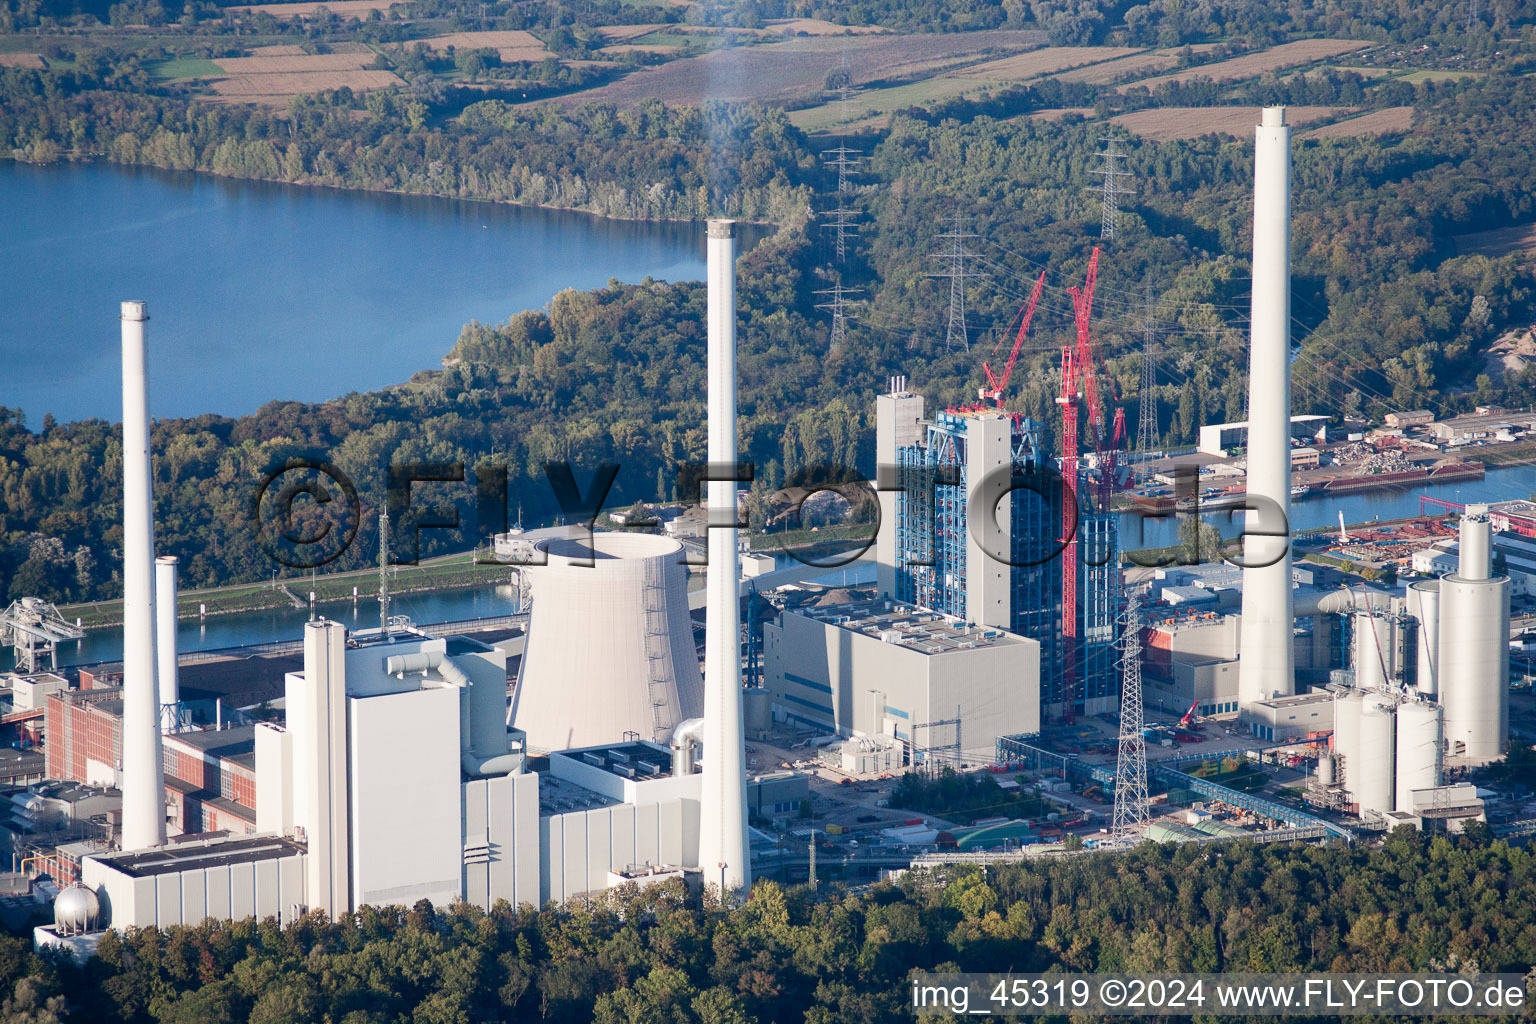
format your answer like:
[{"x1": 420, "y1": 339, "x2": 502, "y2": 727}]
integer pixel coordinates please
[
  {"x1": 148, "y1": 57, "x2": 224, "y2": 79},
  {"x1": 1398, "y1": 68, "x2": 1486, "y2": 82},
  {"x1": 624, "y1": 31, "x2": 703, "y2": 48},
  {"x1": 789, "y1": 77, "x2": 988, "y2": 131}
]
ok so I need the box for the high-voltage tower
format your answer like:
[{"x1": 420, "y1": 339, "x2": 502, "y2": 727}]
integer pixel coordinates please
[
  {"x1": 821, "y1": 145, "x2": 861, "y2": 196},
  {"x1": 818, "y1": 206, "x2": 860, "y2": 263},
  {"x1": 814, "y1": 284, "x2": 860, "y2": 350},
  {"x1": 818, "y1": 145, "x2": 863, "y2": 263},
  {"x1": 1111, "y1": 593, "x2": 1149, "y2": 844},
  {"x1": 1092, "y1": 136, "x2": 1136, "y2": 240},
  {"x1": 1136, "y1": 281, "x2": 1159, "y2": 454},
  {"x1": 929, "y1": 210, "x2": 982, "y2": 351}
]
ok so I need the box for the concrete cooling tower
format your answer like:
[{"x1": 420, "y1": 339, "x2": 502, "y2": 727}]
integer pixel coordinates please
[{"x1": 512, "y1": 532, "x2": 704, "y2": 751}]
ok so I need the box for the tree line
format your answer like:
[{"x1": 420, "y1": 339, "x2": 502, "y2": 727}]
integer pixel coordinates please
[{"x1": 0, "y1": 827, "x2": 1532, "y2": 1022}]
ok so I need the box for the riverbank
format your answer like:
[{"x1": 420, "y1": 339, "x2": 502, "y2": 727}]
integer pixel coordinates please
[
  {"x1": 59, "y1": 554, "x2": 516, "y2": 630},
  {"x1": 3, "y1": 154, "x2": 783, "y2": 230}
]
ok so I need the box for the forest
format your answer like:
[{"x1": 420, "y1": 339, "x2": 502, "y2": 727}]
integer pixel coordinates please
[
  {"x1": 4, "y1": 0, "x2": 1536, "y2": 601},
  {"x1": 1, "y1": 828, "x2": 1533, "y2": 1022}
]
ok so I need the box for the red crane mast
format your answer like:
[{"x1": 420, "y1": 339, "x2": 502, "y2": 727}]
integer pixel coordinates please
[{"x1": 1059, "y1": 248, "x2": 1101, "y2": 722}]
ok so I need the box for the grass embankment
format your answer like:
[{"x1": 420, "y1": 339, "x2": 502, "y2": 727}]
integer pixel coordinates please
[
  {"x1": 59, "y1": 552, "x2": 516, "y2": 630},
  {"x1": 749, "y1": 523, "x2": 876, "y2": 556}
]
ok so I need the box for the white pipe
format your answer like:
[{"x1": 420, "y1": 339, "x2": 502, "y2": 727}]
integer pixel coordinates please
[
  {"x1": 155, "y1": 556, "x2": 179, "y2": 733},
  {"x1": 1295, "y1": 587, "x2": 1394, "y2": 617},
  {"x1": 670, "y1": 717, "x2": 705, "y2": 776},
  {"x1": 699, "y1": 219, "x2": 750, "y2": 894},
  {"x1": 1238, "y1": 106, "x2": 1296, "y2": 706},
  {"x1": 120, "y1": 300, "x2": 166, "y2": 851}
]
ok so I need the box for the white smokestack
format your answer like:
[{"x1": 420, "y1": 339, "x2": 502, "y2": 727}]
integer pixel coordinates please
[
  {"x1": 698, "y1": 220, "x2": 750, "y2": 894},
  {"x1": 1459, "y1": 504, "x2": 1491, "y2": 580},
  {"x1": 1238, "y1": 107, "x2": 1296, "y2": 706},
  {"x1": 120, "y1": 301, "x2": 166, "y2": 850},
  {"x1": 155, "y1": 556, "x2": 180, "y2": 733}
]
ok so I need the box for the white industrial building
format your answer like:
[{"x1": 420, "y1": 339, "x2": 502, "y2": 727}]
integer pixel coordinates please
[
  {"x1": 1197, "y1": 415, "x2": 1329, "y2": 457},
  {"x1": 763, "y1": 598, "x2": 1039, "y2": 768}
]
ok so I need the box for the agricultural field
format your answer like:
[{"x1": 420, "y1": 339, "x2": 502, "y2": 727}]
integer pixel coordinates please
[
  {"x1": 148, "y1": 57, "x2": 225, "y2": 79},
  {"x1": 1024, "y1": 107, "x2": 1094, "y2": 122},
  {"x1": 1054, "y1": 44, "x2": 1221, "y2": 85},
  {"x1": 1398, "y1": 68, "x2": 1485, "y2": 82},
  {"x1": 948, "y1": 46, "x2": 1140, "y2": 82},
  {"x1": 1119, "y1": 38, "x2": 1372, "y2": 93},
  {"x1": 1109, "y1": 105, "x2": 1352, "y2": 140},
  {"x1": 418, "y1": 30, "x2": 553, "y2": 63},
  {"x1": 542, "y1": 29, "x2": 1045, "y2": 110},
  {"x1": 1454, "y1": 222, "x2": 1536, "y2": 258},
  {"x1": 226, "y1": 0, "x2": 402, "y2": 17},
  {"x1": 790, "y1": 45, "x2": 1138, "y2": 131},
  {"x1": 763, "y1": 19, "x2": 892, "y2": 36},
  {"x1": 0, "y1": 52, "x2": 45, "y2": 68},
  {"x1": 207, "y1": 69, "x2": 401, "y2": 103},
  {"x1": 217, "y1": 52, "x2": 375, "y2": 73},
  {"x1": 1298, "y1": 106, "x2": 1414, "y2": 138},
  {"x1": 594, "y1": 24, "x2": 667, "y2": 42}
]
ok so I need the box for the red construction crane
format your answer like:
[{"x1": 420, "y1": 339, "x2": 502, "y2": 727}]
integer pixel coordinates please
[
  {"x1": 978, "y1": 271, "x2": 1047, "y2": 408},
  {"x1": 1059, "y1": 248, "x2": 1102, "y2": 723}
]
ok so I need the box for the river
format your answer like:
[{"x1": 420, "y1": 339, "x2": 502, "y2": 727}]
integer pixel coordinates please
[
  {"x1": 13, "y1": 463, "x2": 1525, "y2": 671},
  {"x1": 0, "y1": 161, "x2": 707, "y2": 423},
  {"x1": 1120, "y1": 465, "x2": 1534, "y2": 549}
]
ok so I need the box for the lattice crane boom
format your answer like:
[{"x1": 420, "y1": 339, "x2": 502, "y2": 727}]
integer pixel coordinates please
[{"x1": 979, "y1": 271, "x2": 1046, "y2": 407}]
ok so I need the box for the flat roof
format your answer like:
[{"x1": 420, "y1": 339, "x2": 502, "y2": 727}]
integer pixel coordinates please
[
  {"x1": 167, "y1": 725, "x2": 256, "y2": 765},
  {"x1": 557, "y1": 742, "x2": 673, "y2": 782},
  {"x1": 537, "y1": 773, "x2": 620, "y2": 815},
  {"x1": 790, "y1": 599, "x2": 1027, "y2": 655},
  {"x1": 1255, "y1": 691, "x2": 1334, "y2": 709},
  {"x1": 92, "y1": 834, "x2": 305, "y2": 878}
]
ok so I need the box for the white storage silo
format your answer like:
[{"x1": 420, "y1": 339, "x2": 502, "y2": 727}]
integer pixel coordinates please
[
  {"x1": 1395, "y1": 700, "x2": 1442, "y2": 811},
  {"x1": 1355, "y1": 700, "x2": 1396, "y2": 817},
  {"x1": 512, "y1": 532, "x2": 704, "y2": 751},
  {"x1": 1332, "y1": 690, "x2": 1363, "y2": 785},
  {"x1": 1353, "y1": 610, "x2": 1394, "y2": 691},
  {"x1": 1406, "y1": 580, "x2": 1440, "y2": 697},
  {"x1": 1316, "y1": 753, "x2": 1335, "y2": 787},
  {"x1": 1439, "y1": 573, "x2": 1510, "y2": 760}
]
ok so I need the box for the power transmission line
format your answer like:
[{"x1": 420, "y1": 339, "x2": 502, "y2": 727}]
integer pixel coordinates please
[
  {"x1": 1092, "y1": 136, "x2": 1136, "y2": 240},
  {"x1": 928, "y1": 209, "x2": 983, "y2": 351}
]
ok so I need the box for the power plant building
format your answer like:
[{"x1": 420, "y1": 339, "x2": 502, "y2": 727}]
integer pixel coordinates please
[
  {"x1": 876, "y1": 392, "x2": 1119, "y2": 718},
  {"x1": 56, "y1": 220, "x2": 764, "y2": 937},
  {"x1": 763, "y1": 598, "x2": 1040, "y2": 767}
]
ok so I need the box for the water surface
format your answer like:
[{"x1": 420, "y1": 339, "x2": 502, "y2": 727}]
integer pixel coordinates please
[{"x1": 0, "y1": 161, "x2": 705, "y2": 422}]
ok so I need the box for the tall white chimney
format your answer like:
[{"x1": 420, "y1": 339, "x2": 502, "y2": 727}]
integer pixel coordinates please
[
  {"x1": 1238, "y1": 107, "x2": 1296, "y2": 706},
  {"x1": 120, "y1": 301, "x2": 167, "y2": 850},
  {"x1": 155, "y1": 556, "x2": 180, "y2": 733},
  {"x1": 698, "y1": 220, "x2": 750, "y2": 894},
  {"x1": 1458, "y1": 504, "x2": 1491, "y2": 580}
]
